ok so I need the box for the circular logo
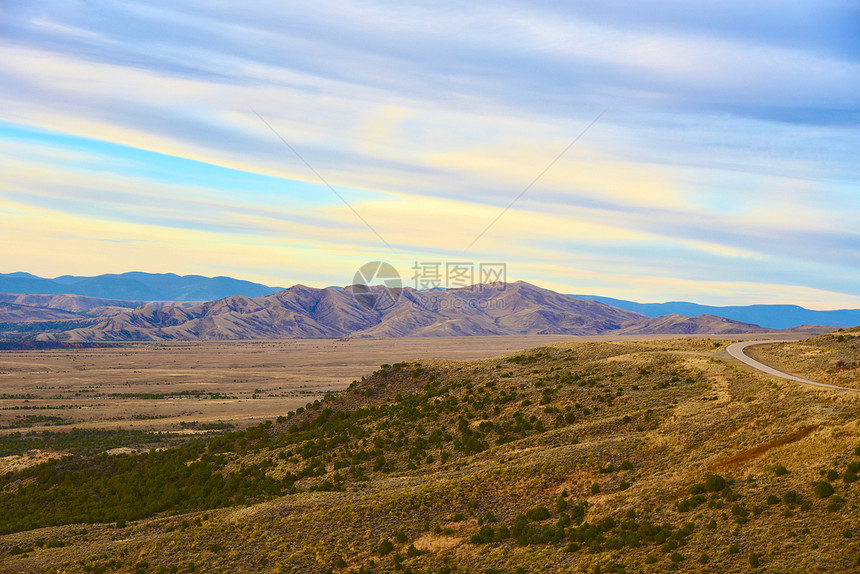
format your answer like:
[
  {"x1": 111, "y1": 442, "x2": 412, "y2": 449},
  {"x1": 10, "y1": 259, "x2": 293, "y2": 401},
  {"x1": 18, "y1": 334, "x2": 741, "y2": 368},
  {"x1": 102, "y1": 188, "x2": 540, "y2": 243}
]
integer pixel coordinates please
[{"x1": 352, "y1": 261, "x2": 402, "y2": 311}]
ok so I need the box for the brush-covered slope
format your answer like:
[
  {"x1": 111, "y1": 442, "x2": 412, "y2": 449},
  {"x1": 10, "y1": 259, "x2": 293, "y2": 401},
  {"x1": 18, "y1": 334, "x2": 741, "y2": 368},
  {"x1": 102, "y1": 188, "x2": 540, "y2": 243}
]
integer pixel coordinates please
[
  {"x1": 2, "y1": 336, "x2": 859, "y2": 573},
  {"x1": 39, "y1": 282, "x2": 769, "y2": 341}
]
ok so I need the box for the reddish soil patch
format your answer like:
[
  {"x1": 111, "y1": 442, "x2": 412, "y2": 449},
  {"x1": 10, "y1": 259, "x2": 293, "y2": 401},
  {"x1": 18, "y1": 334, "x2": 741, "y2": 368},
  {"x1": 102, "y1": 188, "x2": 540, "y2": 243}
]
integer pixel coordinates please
[{"x1": 708, "y1": 424, "x2": 818, "y2": 470}]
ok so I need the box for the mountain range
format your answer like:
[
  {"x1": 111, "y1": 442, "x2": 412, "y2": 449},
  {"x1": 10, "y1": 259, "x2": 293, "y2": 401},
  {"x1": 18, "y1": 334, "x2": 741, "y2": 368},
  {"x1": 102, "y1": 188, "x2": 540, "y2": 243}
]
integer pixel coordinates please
[
  {"x1": 0, "y1": 272, "x2": 281, "y2": 301},
  {"x1": 569, "y1": 294, "x2": 860, "y2": 330},
  {"x1": 3, "y1": 272, "x2": 855, "y2": 329},
  {"x1": 36, "y1": 281, "x2": 779, "y2": 342}
]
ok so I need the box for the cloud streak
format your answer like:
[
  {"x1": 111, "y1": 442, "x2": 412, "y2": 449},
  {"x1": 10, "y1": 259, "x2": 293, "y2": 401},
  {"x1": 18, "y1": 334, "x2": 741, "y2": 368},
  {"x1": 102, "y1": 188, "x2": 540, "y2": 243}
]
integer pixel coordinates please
[{"x1": 1, "y1": 1, "x2": 858, "y2": 306}]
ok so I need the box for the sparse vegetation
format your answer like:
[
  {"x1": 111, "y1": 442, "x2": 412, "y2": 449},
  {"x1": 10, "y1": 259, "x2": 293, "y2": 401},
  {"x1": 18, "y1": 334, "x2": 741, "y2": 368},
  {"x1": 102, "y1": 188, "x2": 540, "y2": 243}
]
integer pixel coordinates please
[{"x1": 1, "y1": 335, "x2": 859, "y2": 573}]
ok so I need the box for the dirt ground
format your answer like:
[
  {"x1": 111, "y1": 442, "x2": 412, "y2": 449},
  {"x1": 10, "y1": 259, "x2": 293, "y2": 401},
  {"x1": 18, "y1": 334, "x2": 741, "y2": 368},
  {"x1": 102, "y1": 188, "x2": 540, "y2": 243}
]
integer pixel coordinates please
[{"x1": 0, "y1": 332, "x2": 809, "y2": 433}]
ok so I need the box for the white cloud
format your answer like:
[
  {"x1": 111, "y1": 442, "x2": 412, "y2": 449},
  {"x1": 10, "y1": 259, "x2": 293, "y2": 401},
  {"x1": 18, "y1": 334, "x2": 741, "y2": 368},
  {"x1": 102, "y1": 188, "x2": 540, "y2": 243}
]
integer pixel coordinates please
[{"x1": 1, "y1": 1, "x2": 858, "y2": 305}]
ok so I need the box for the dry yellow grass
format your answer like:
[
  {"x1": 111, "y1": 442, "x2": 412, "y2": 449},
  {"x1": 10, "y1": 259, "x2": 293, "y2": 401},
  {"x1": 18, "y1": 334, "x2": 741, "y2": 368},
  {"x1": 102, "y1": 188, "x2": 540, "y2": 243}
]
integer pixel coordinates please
[{"x1": 2, "y1": 332, "x2": 858, "y2": 573}]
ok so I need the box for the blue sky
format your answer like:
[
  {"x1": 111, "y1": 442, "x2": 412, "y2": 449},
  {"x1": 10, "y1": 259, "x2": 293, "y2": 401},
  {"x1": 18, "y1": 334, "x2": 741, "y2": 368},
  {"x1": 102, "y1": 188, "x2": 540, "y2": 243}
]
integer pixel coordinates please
[{"x1": 1, "y1": 1, "x2": 859, "y2": 308}]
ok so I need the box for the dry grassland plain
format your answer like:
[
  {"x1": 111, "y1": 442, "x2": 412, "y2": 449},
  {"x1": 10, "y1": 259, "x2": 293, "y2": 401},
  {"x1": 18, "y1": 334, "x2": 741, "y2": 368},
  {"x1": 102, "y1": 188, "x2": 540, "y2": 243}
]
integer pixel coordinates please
[{"x1": 0, "y1": 334, "x2": 807, "y2": 435}]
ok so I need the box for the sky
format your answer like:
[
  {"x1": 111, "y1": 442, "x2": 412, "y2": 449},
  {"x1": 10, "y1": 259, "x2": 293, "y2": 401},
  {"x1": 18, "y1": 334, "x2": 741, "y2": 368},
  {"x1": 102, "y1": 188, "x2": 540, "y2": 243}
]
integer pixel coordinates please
[{"x1": 1, "y1": 1, "x2": 859, "y2": 309}]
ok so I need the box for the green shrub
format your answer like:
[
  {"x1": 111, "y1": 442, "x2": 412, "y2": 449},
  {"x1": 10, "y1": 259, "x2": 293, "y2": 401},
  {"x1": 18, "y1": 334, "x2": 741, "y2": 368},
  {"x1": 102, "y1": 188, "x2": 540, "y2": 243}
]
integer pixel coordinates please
[
  {"x1": 379, "y1": 539, "x2": 394, "y2": 556},
  {"x1": 471, "y1": 525, "x2": 496, "y2": 544},
  {"x1": 731, "y1": 503, "x2": 749, "y2": 522},
  {"x1": 813, "y1": 481, "x2": 835, "y2": 498},
  {"x1": 783, "y1": 490, "x2": 803, "y2": 505},
  {"x1": 406, "y1": 544, "x2": 422, "y2": 557},
  {"x1": 749, "y1": 552, "x2": 760, "y2": 567},
  {"x1": 772, "y1": 464, "x2": 789, "y2": 476},
  {"x1": 704, "y1": 474, "x2": 727, "y2": 492},
  {"x1": 525, "y1": 506, "x2": 551, "y2": 521}
]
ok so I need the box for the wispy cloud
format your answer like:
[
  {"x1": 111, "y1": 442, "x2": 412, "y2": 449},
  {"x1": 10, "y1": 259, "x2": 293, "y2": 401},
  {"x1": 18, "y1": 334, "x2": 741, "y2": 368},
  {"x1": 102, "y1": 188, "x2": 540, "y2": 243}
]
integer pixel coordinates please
[{"x1": 1, "y1": 1, "x2": 858, "y2": 306}]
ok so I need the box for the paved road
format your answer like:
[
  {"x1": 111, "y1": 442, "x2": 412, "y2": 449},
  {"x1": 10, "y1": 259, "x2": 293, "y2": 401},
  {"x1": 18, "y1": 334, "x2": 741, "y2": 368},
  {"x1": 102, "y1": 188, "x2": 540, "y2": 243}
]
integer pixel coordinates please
[{"x1": 727, "y1": 340, "x2": 858, "y2": 392}]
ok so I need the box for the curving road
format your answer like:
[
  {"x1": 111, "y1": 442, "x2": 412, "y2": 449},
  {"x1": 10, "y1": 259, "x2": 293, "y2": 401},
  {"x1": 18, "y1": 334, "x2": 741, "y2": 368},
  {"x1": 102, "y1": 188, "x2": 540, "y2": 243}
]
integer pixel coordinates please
[{"x1": 727, "y1": 340, "x2": 858, "y2": 392}]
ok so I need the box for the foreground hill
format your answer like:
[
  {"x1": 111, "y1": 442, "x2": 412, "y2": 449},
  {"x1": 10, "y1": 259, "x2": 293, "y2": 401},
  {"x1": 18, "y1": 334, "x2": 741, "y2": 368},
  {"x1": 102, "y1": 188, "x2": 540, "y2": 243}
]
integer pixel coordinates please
[
  {"x1": 1, "y1": 336, "x2": 859, "y2": 573},
  {"x1": 39, "y1": 282, "x2": 771, "y2": 341}
]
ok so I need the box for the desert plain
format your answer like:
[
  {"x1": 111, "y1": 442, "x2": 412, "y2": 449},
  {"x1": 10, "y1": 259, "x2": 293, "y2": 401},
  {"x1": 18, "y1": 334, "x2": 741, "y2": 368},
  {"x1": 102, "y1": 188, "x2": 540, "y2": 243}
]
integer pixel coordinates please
[{"x1": 0, "y1": 333, "x2": 809, "y2": 435}]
